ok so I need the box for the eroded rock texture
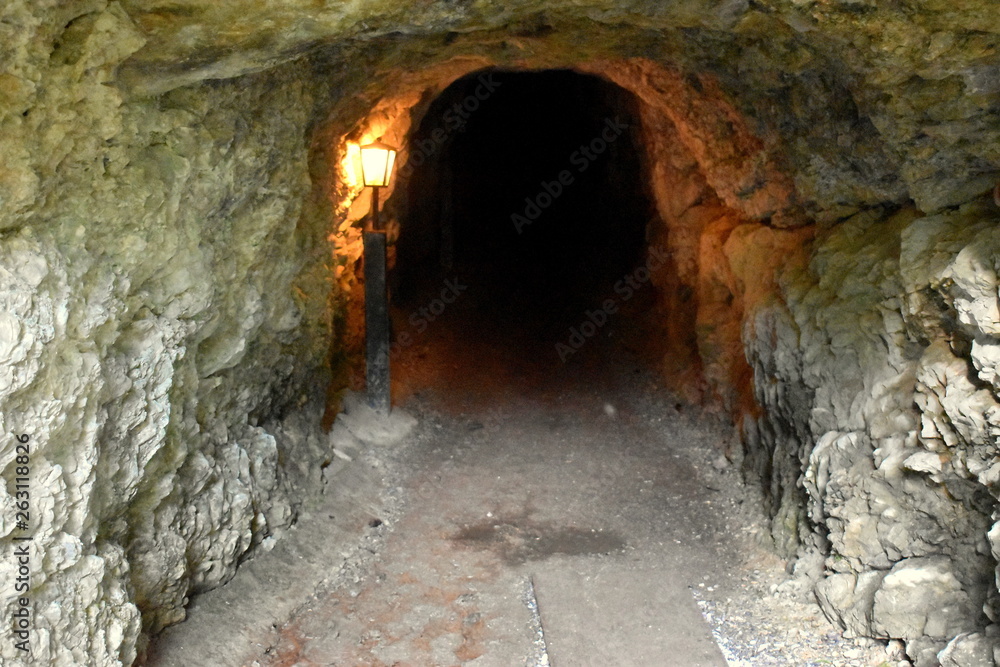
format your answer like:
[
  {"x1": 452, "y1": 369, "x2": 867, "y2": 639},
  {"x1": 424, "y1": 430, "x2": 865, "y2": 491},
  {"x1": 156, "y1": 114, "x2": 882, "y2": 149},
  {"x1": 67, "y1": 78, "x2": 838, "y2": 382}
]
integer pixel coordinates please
[
  {"x1": 725, "y1": 204, "x2": 1000, "y2": 665},
  {"x1": 2, "y1": 0, "x2": 1000, "y2": 665},
  {"x1": 1, "y1": 3, "x2": 333, "y2": 663}
]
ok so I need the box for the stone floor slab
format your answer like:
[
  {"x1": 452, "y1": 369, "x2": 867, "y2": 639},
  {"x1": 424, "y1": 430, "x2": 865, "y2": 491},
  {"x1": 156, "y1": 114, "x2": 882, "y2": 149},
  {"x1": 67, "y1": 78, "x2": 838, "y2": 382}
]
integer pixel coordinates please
[{"x1": 532, "y1": 561, "x2": 727, "y2": 667}]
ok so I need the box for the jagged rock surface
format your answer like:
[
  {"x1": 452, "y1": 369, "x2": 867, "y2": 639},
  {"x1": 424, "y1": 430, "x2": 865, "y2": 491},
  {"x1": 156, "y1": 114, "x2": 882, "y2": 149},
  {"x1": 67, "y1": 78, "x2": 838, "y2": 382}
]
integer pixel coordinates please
[
  {"x1": 727, "y1": 203, "x2": 1000, "y2": 665},
  {"x1": 1, "y1": 3, "x2": 332, "y2": 663}
]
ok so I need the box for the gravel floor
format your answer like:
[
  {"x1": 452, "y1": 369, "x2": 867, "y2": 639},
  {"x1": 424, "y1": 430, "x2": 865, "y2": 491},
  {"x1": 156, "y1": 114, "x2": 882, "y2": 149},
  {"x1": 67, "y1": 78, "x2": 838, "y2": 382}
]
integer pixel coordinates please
[
  {"x1": 245, "y1": 367, "x2": 897, "y2": 667},
  {"x1": 234, "y1": 262, "x2": 909, "y2": 667}
]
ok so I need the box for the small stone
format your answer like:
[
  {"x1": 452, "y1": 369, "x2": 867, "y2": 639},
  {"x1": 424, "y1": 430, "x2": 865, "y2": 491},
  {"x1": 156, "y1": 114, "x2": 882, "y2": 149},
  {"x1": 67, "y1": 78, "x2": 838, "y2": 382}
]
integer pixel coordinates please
[
  {"x1": 886, "y1": 639, "x2": 907, "y2": 660},
  {"x1": 937, "y1": 632, "x2": 994, "y2": 667}
]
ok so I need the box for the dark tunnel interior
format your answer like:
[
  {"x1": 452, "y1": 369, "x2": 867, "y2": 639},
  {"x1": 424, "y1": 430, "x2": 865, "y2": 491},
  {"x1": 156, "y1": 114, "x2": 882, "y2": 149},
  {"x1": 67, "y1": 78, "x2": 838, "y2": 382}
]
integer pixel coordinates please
[
  {"x1": 393, "y1": 69, "x2": 657, "y2": 337},
  {"x1": 387, "y1": 70, "x2": 663, "y2": 402}
]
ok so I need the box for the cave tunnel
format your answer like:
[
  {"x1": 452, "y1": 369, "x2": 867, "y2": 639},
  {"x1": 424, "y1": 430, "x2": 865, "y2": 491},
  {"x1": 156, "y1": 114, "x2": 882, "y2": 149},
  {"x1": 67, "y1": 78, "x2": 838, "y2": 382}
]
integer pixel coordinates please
[
  {"x1": 396, "y1": 69, "x2": 651, "y2": 316},
  {"x1": 390, "y1": 69, "x2": 662, "y2": 401},
  {"x1": 8, "y1": 3, "x2": 1000, "y2": 666}
]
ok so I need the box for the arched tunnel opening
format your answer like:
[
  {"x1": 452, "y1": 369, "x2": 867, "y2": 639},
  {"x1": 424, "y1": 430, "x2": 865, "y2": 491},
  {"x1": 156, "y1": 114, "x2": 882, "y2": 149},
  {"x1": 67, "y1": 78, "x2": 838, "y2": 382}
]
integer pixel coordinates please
[
  {"x1": 10, "y1": 4, "x2": 1000, "y2": 666},
  {"x1": 396, "y1": 69, "x2": 651, "y2": 316},
  {"x1": 390, "y1": 69, "x2": 663, "y2": 402}
]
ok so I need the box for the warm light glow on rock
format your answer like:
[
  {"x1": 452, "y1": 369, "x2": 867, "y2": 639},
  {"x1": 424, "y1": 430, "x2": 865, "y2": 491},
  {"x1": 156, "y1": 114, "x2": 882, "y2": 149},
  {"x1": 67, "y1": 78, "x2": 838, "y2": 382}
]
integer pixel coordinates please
[{"x1": 343, "y1": 142, "x2": 363, "y2": 188}]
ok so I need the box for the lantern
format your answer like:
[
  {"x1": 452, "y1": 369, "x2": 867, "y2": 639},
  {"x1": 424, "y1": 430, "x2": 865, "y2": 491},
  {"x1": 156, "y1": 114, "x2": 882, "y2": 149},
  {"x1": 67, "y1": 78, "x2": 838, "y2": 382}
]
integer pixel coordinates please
[{"x1": 358, "y1": 141, "x2": 397, "y2": 188}]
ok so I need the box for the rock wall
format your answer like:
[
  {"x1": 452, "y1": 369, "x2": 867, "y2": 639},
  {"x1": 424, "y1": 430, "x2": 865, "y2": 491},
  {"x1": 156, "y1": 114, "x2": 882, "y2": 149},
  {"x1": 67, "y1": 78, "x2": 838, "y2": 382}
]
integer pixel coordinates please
[
  {"x1": 706, "y1": 201, "x2": 1000, "y2": 665},
  {"x1": 0, "y1": 3, "x2": 335, "y2": 664}
]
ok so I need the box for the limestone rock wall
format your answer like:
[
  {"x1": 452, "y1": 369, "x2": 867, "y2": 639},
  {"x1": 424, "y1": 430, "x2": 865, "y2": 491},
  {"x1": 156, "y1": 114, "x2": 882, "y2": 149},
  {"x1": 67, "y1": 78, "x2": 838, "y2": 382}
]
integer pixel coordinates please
[
  {"x1": 714, "y1": 202, "x2": 1000, "y2": 664},
  {"x1": 0, "y1": 3, "x2": 334, "y2": 664}
]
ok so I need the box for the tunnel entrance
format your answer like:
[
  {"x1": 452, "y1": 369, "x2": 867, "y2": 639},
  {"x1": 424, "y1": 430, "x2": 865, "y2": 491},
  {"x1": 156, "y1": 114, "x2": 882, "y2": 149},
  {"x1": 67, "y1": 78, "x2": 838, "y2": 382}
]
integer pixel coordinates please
[{"x1": 390, "y1": 69, "x2": 660, "y2": 404}]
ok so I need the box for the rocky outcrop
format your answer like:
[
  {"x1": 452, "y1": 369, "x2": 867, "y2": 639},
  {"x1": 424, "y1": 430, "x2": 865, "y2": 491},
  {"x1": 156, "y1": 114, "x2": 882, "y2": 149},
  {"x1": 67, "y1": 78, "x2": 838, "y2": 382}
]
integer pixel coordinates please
[
  {"x1": 1, "y1": 3, "x2": 334, "y2": 663},
  {"x1": 714, "y1": 202, "x2": 1000, "y2": 665}
]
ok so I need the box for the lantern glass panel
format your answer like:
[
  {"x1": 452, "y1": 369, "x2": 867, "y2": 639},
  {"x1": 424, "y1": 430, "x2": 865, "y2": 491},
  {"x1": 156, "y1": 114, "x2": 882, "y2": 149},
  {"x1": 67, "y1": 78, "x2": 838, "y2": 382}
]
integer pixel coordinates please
[{"x1": 360, "y1": 142, "x2": 397, "y2": 187}]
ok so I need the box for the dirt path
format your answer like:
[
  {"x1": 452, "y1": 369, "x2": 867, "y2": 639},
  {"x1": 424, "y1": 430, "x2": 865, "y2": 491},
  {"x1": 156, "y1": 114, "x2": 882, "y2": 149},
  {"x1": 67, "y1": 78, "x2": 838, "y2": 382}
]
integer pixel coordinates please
[
  {"x1": 157, "y1": 262, "x2": 896, "y2": 667},
  {"x1": 232, "y1": 261, "x2": 897, "y2": 667},
  {"x1": 245, "y1": 356, "x2": 889, "y2": 666}
]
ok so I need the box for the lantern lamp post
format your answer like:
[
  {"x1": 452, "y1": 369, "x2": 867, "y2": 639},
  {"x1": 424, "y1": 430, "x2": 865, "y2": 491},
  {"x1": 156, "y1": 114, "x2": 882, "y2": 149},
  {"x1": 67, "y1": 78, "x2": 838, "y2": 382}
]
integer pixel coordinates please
[{"x1": 358, "y1": 140, "x2": 397, "y2": 414}]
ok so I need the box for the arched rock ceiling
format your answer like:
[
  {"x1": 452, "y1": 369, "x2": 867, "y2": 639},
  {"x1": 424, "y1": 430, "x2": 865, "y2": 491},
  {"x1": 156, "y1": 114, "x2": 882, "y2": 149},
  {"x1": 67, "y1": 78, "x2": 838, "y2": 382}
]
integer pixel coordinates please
[{"x1": 114, "y1": 0, "x2": 1000, "y2": 218}]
